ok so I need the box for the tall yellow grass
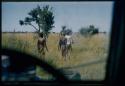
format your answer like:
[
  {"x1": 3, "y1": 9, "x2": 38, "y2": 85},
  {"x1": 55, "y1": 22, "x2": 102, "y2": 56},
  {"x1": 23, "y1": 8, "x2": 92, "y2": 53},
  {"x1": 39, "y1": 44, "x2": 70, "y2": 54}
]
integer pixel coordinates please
[{"x1": 2, "y1": 32, "x2": 109, "y2": 80}]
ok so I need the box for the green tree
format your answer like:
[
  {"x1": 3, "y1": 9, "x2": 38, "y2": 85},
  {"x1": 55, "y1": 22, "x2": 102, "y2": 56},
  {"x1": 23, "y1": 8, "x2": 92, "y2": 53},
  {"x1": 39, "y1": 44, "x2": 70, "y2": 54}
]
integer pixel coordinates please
[{"x1": 19, "y1": 5, "x2": 54, "y2": 37}]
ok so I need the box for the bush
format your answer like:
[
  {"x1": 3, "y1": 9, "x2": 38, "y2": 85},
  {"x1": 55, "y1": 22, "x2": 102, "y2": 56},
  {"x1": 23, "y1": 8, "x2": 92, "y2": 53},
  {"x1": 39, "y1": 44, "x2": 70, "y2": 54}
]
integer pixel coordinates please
[
  {"x1": 79, "y1": 25, "x2": 99, "y2": 37},
  {"x1": 65, "y1": 29, "x2": 73, "y2": 35},
  {"x1": 79, "y1": 27, "x2": 89, "y2": 37}
]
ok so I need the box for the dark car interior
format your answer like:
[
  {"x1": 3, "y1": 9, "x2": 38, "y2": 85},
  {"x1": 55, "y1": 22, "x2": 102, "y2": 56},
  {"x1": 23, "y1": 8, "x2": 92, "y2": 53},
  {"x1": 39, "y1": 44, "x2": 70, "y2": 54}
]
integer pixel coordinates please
[{"x1": 1, "y1": 0, "x2": 125, "y2": 86}]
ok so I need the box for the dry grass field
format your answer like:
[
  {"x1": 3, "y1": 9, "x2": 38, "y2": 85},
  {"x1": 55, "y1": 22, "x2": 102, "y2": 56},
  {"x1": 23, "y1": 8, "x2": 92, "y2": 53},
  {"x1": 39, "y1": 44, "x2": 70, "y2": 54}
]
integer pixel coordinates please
[{"x1": 2, "y1": 32, "x2": 110, "y2": 80}]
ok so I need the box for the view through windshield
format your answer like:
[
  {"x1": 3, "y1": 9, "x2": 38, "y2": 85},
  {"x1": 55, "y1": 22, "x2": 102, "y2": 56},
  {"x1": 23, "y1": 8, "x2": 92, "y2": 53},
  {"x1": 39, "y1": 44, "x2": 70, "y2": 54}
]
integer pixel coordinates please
[{"x1": 2, "y1": 1, "x2": 114, "y2": 81}]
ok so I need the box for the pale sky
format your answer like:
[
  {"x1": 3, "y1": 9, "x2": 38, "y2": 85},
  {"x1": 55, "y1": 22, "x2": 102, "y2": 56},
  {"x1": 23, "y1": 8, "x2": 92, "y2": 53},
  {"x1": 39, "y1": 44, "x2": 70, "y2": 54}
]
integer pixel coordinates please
[{"x1": 2, "y1": 2, "x2": 114, "y2": 32}]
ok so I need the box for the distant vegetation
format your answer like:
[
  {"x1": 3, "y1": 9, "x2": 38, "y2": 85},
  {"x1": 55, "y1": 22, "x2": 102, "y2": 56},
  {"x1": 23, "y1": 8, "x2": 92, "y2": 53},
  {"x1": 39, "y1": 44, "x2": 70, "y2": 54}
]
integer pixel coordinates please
[
  {"x1": 79, "y1": 25, "x2": 99, "y2": 37},
  {"x1": 60, "y1": 25, "x2": 73, "y2": 35}
]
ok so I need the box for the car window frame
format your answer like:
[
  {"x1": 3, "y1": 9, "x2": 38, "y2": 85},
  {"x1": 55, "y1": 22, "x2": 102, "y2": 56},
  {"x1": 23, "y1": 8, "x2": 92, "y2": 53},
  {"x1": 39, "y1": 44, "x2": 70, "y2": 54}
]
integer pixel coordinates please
[{"x1": 1, "y1": 0, "x2": 125, "y2": 85}]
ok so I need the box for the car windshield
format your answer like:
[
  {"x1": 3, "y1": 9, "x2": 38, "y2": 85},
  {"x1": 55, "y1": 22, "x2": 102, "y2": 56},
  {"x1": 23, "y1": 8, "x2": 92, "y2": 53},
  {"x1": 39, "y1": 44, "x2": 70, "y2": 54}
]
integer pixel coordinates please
[{"x1": 2, "y1": 1, "x2": 114, "y2": 81}]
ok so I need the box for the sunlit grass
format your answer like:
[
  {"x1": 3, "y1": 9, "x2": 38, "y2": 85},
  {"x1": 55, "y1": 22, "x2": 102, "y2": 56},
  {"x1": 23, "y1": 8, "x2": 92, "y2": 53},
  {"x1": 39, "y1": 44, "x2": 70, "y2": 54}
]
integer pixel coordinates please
[{"x1": 2, "y1": 32, "x2": 109, "y2": 80}]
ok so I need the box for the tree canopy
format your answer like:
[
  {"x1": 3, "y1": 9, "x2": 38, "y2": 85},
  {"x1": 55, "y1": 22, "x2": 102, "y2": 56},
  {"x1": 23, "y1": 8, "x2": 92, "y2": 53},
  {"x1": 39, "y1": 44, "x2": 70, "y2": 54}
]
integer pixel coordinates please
[{"x1": 19, "y1": 5, "x2": 54, "y2": 37}]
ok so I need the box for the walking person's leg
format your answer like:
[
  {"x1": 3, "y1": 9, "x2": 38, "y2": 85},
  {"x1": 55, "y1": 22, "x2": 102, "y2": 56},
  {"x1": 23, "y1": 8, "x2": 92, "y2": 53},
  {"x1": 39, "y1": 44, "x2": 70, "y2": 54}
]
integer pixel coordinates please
[
  {"x1": 61, "y1": 46, "x2": 64, "y2": 60},
  {"x1": 66, "y1": 45, "x2": 68, "y2": 60},
  {"x1": 66, "y1": 44, "x2": 70, "y2": 60},
  {"x1": 62, "y1": 45, "x2": 66, "y2": 61},
  {"x1": 42, "y1": 51, "x2": 45, "y2": 60},
  {"x1": 39, "y1": 48, "x2": 45, "y2": 60}
]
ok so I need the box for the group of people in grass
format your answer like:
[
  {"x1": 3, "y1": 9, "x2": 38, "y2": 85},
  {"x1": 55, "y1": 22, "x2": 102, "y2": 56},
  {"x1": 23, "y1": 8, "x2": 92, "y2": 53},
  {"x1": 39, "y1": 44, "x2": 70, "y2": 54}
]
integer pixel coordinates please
[{"x1": 37, "y1": 32, "x2": 73, "y2": 60}]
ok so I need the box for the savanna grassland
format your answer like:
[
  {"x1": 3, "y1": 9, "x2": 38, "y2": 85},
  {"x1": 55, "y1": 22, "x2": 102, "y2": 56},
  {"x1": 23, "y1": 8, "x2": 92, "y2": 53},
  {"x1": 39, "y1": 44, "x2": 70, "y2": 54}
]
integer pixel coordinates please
[{"x1": 2, "y1": 32, "x2": 110, "y2": 80}]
